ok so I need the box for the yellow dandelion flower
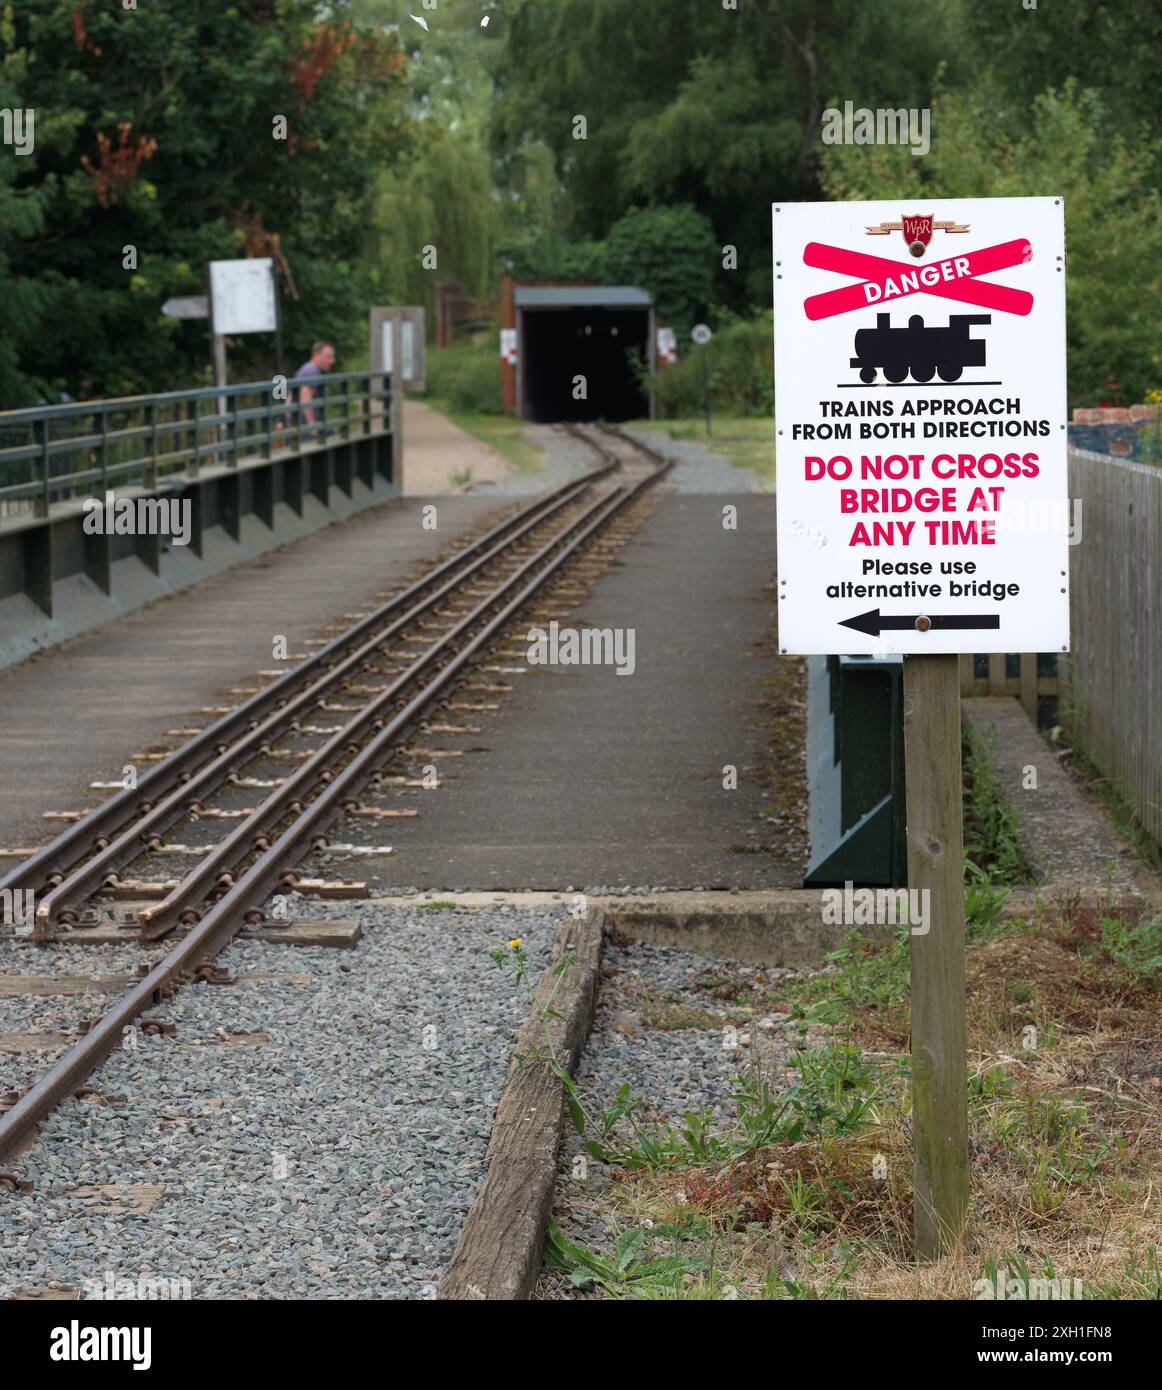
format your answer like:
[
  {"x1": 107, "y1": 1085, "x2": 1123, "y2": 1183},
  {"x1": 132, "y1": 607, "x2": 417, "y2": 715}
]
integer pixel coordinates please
[{"x1": 508, "y1": 937, "x2": 523, "y2": 949}]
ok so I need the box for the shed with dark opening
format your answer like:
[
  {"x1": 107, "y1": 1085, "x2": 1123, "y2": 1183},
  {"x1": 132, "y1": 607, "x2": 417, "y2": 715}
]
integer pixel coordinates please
[{"x1": 501, "y1": 281, "x2": 656, "y2": 423}]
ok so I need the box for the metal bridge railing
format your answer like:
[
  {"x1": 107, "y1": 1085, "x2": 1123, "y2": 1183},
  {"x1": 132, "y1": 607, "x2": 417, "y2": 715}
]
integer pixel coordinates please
[{"x1": 0, "y1": 371, "x2": 390, "y2": 520}]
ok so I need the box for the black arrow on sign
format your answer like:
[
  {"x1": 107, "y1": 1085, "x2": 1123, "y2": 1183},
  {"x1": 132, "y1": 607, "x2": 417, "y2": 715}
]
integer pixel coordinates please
[{"x1": 839, "y1": 608, "x2": 1001, "y2": 637}]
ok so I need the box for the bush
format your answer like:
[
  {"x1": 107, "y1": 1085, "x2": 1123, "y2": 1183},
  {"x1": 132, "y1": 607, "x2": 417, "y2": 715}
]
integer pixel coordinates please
[
  {"x1": 426, "y1": 340, "x2": 503, "y2": 414},
  {"x1": 495, "y1": 232, "x2": 609, "y2": 283},
  {"x1": 652, "y1": 311, "x2": 773, "y2": 418},
  {"x1": 604, "y1": 204, "x2": 717, "y2": 340}
]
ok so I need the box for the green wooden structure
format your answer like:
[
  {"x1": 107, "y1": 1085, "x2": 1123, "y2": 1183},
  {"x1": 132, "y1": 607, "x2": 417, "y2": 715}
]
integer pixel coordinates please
[{"x1": 805, "y1": 653, "x2": 908, "y2": 888}]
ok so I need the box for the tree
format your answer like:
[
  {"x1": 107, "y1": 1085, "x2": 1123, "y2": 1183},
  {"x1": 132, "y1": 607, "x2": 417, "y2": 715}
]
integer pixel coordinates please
[
  {"x1": 0, "y1": 0, "x2": 408, "y2": 405},
  {"x1": 604, "y1": 205, "x2": 717, "y2": 338},
  {"x1": 351, "y1": 0, "x2": 513, "y2": 334},
  {"x1": 490, "y1": 0, "x2": 969, "y2": 306}
]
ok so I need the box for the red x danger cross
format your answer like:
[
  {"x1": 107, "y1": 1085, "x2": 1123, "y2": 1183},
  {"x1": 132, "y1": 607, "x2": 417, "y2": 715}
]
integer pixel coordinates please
[{"x1": 802, "y1": 239, "x2": 1034, "y2": 321}]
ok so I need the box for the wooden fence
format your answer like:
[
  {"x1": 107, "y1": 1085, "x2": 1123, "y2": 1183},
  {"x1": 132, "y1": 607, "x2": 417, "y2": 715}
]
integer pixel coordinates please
[
  {"x1": 1065, "y1": 447, "x2": 1162, "y2": 849},
  {"x1": 959, "y1": 651, "x2": 1060, "y2": 722},
  {"x1": 958, "y1": 450, "x2": 1159, "y2": 848}
]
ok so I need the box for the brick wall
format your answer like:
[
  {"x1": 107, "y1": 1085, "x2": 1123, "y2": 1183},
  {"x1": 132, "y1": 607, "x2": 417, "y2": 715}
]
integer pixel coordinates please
[{"x1": 1068, "y1": 403, "x2": 1159, "y2": 460}]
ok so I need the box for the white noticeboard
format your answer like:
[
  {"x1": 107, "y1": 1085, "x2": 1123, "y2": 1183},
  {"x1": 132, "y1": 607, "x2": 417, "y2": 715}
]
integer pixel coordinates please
[
  {"x1": 383, "y1": 320, "x2": 419, "y2": 380},
  {"x1": 773, "y1": 196, "x2": 1069, "y2": 656},
  {"x1": 208, "y1": 258, "x2": 278, "y2": 336}
]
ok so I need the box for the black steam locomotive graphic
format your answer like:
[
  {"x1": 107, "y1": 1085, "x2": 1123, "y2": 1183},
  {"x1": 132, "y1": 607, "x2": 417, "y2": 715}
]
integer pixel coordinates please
[{"x1": 850, "y1": 313, "x2": 991, "y2": 384}]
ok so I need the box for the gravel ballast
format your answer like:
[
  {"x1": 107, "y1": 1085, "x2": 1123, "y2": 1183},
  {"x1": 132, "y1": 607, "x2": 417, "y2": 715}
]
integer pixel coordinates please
[
  {"x1": 0, "y1": 903, "x2": 556, "y2": 1300},
  {"x1": 465, "y1": 425, "x2": 596, "y2": 497},
  {"x1": 617, "y1": 425, "x2": 766, "y2": 494},
  {"x1": 465, "y1": 422, "x2": 763, "y2": 498}
]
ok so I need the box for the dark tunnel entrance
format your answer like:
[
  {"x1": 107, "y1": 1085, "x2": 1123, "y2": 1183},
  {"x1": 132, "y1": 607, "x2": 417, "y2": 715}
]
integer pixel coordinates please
[{"x1": 521, "y1": 306, "x2": 650, "y2": 422}]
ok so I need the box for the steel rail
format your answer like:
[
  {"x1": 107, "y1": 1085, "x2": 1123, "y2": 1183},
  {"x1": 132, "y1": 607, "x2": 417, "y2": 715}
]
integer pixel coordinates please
[
  {"x1": 138, "y1": 485, "x2": 627, "y2": 937},
  {"x1": 33, "y1": 482, "x2": 597, "y2": 932},
  {"x1": 595, "y1": 422, "x2": 672, "y2": 467},
  {"x1": 0, "y1": 454, "x2": 668, "y2": 1161},
  {"x1": 132, "y1": 484, "x2": 611, "y2": 935},
  {"x1": 1, "y1": 464, "x2": 610, "y2": 909}
]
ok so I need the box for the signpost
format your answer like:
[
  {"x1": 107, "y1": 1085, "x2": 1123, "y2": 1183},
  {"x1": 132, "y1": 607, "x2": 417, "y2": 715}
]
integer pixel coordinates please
[
  {"x1": 161, "y1": 295, "x2": 209, "y2": 321},
  {"x1": 773, "y1": 196, "x2": 1069, "y2": 1257},
  {"x1": 207, "y1": 257, "x2": 283, "y2": 384},
  {"x1": 692, "y1": 322, "x2": 712, "y2": 437},
  {"x1": 369, "y1": 307, "x2": 426, "y2": 493}
]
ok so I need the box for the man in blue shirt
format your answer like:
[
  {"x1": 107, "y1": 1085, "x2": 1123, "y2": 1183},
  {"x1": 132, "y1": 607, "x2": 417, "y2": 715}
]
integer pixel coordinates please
[{"x1": 294, "y1": 340, "x2": 335, "y2": 433}]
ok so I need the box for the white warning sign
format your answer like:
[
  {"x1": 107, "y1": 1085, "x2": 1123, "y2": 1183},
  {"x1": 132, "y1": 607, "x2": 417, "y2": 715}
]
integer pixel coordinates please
[{"x1": 773, "y1": 196, "x2": 1069, "y2": 656}]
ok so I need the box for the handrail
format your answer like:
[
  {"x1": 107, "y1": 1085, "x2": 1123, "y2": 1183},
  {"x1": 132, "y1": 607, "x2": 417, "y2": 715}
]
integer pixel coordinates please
[{"x1": 0, "y1": 371, "x2": 390, "y2": 514}]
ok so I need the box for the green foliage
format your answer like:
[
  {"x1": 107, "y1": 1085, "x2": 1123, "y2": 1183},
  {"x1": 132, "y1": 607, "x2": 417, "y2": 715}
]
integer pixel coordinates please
[
  {"x1": 650, "y1": 311, "x2": 773, "y2": 418},
  {"x1": 426, "y1": 341, "x2": 502, "y2": 414},
  {"x1": 964, "y1": 860, "x2": 1012, "y2": 934},
  {"x1": 820, "y1": 81, "x2": 1162, "y2": 405},
  {"x1": 577, "y1": 1044, "x2": 882, "y2": 1173},
  {"x1": 962, "y1": 716, "x2": 1033, "y2": 884},
  {"x1": 494, "y1": 229, "x2": 608, "y2": 283},
  {"x1": 368, "y1": 122, "x2": 501, "y2": 326},
  {"x1": 602, "y1": 205, "x2": 716, "y2": 339},
  {"x1": 491, "y1": 0, "x2": 966, "y2": 308},
  {"x1": 496, "y1": 203, "x2": 717, "y2": 339},
  {"x1": 792, "y1": 929, "x2": 911, "y2": 1029},
  {"x1": 0, "y1": 0, "x2": 408, "y2": 405},
  {"x1": 957, "y1": 1, "x2": 1162, "y2": 185},
  {"x1": 1097, "y1": 915, "x2": 1162, "y2": 986},
  {"x1": 543, "y1": 1218, "x2": 704, "y2": 1295},
  {"x1": 1085, "y1": 1245, "x2": 1162, "y2": 1301}
]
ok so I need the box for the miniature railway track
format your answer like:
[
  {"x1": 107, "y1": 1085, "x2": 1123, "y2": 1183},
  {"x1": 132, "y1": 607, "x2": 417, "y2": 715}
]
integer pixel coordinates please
[{"x1": 0, "y1": 424, "x2": 670, "y2": 1160}]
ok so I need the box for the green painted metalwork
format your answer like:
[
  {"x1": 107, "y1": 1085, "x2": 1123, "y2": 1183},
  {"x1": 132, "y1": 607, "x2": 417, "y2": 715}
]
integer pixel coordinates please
[
  {"x1": 0, "y1": 372, "x2": 390, "y2": 517},
  {"x1": 805, "y1": 654, "x2": 907, "y2": 888}
]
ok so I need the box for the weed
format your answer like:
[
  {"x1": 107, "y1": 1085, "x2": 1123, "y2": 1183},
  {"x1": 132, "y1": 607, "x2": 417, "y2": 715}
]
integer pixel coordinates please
[
  {"x1": 963, "y1": 715, "x2": 1033, "y2": 884},
  {"x1": 965, "y1": 859, "x2": 1011, "y2": 933},
  {"x1": 543, "y1": 1218, "x2": 703, "y2": 1295}
]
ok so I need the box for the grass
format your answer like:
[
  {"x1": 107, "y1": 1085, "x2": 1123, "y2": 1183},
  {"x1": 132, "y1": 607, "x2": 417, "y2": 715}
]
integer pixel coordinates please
[
  {"x1": 629, "y1": 416, "x2": 775, "y2": 487},
  {"x1": 543, "y1": 894, "x2": 1162, "y2": 1300}
]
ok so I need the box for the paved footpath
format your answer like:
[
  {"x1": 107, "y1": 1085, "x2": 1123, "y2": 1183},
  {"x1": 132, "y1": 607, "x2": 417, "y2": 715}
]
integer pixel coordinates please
[
  {"x1": 366, "y1": 488, "x2": 803, "y2": 892},
  {"x1": 401, "y1": 400, "x2": 513, "y2": 494},
  {"x1": 0, "y1": 496, "x2": 509, "y2": 853}
]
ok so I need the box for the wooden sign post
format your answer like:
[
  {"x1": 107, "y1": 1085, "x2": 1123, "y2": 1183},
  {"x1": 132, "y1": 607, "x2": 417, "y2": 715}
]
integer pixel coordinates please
[
  {"x1": 903, "y1": 652, "x2": 968, "y2": 1257},
  {"x1": 773, "y1": 196, "x2": 1069, "y2": 1261}
]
